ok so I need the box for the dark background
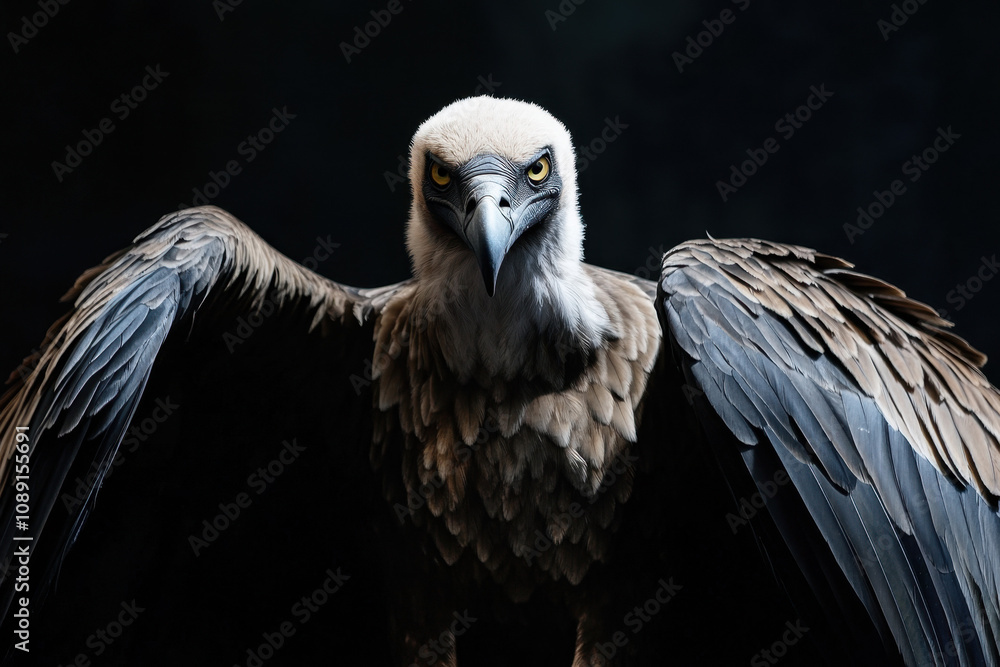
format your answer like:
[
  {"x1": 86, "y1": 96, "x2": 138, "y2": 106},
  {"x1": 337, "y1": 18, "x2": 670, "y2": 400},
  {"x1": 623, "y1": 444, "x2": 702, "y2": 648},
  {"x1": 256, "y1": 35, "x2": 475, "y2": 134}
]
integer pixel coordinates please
[
  {"x1": 0, "y1": 0, "x2": 998, "y2": 663},
  {"x1": 2, "y1": 0, "x2": 999, "y2": 376}
]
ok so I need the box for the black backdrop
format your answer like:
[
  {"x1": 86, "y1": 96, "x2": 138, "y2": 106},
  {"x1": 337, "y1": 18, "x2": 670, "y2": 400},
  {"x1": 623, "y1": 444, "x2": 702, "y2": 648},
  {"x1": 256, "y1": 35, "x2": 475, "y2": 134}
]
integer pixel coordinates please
[
  {"x1": 1, "y1": 0, "x2": 999, "y2": 663},
  {"x1": 3, "y1": 0, "x2": 1000, "y2": 373}
]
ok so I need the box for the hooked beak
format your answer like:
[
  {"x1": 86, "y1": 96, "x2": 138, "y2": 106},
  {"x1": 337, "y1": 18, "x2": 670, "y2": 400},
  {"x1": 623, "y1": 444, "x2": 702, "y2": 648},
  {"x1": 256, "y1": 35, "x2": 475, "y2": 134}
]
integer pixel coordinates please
[
  {"x1": 462, "y1": 182, "x2": 513, "y2": 297},
  {"x1": 422, "y1": 150, "x2": 561, "y2": 298}
]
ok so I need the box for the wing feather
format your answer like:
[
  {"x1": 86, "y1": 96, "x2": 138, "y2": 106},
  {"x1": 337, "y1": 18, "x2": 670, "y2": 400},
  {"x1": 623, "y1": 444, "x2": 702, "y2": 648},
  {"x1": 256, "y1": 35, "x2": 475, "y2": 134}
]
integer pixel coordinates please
[
  {"x1": 0, "y1": 205, "x2": 406, "y2": 622},
  {"x1": 658, "y1": 237, "x2": 1000, "y2": 665}
]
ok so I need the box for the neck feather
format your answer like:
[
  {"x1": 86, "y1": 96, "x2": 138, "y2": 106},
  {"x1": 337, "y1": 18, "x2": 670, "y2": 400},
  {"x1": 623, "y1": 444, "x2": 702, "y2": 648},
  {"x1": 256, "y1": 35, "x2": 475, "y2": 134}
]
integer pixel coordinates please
[{"x1": 408, "y1": 210, "x2": 612, "y2": 383}]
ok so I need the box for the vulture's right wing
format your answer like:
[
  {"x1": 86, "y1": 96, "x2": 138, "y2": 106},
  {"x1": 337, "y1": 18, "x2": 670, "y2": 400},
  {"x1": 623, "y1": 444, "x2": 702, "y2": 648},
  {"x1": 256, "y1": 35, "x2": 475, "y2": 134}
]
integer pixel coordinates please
[
  {"x1": 0, "y1": 206, "x2": 406, "y2": 663},
  {"x1": 658, "y1": 238, "x2": 1000, "y2": 666}
]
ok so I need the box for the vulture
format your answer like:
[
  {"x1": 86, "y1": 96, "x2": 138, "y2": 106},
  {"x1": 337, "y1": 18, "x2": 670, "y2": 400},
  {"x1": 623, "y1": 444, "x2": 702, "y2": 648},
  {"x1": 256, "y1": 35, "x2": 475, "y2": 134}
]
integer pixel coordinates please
[{"x1": 1, "y1": 96, "x2": 999, "y2": 666}]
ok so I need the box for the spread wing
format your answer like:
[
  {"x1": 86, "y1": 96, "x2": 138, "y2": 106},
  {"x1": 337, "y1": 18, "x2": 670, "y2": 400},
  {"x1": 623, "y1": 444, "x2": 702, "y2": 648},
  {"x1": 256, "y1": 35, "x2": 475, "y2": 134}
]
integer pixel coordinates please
[
  {"x1": 657, "y1": 237, "x2": 1000, "y2": 666},
  {"x1": 0, "y1": 206, "x2": 405, "y2": 663}
]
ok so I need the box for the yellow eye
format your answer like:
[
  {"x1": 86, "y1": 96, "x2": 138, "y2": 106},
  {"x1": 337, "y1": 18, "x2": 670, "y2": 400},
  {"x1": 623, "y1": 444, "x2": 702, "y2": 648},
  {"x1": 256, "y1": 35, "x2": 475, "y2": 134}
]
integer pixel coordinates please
[
  {"x1": 527, "y1": 156, "x2": 550, "y2": 183},
  {"x1": 430, "y1": 162, "x2": 451, "y2": 187}
]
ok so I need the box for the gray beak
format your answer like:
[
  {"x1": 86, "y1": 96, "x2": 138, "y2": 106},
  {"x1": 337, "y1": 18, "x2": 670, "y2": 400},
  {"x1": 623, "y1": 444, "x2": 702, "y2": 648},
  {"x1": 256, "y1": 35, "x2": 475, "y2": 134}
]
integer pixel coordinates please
[
  {"x1": 423, "y1": 151, "x2": 560, "y2": 298},
  {"x1": 463, "y1": 181, "x2": 513, "y2": 297}
]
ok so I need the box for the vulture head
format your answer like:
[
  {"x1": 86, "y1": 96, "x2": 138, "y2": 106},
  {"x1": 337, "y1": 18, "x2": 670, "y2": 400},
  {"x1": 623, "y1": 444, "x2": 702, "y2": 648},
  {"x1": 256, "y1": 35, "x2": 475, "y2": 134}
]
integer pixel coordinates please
[{"x1": 405, "y1": 96, "x2": 610, "y2": 371}]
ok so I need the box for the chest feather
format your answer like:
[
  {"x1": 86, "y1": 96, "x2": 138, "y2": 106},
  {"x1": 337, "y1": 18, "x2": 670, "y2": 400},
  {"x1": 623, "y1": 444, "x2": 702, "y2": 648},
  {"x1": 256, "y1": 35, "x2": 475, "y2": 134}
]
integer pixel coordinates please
[{"x1": 370, "y1": 275, "x2": 660, "y2": 592}]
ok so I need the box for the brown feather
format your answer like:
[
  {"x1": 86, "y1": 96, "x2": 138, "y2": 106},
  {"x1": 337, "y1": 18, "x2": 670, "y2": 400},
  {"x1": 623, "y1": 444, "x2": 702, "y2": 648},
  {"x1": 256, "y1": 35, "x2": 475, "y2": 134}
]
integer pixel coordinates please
[
  {"x1": 663, "y1": 237, "x2": 1000, "y2": 500},
  {"x1": 370, "y1": 265, "x2": 660, "y2": 601}
]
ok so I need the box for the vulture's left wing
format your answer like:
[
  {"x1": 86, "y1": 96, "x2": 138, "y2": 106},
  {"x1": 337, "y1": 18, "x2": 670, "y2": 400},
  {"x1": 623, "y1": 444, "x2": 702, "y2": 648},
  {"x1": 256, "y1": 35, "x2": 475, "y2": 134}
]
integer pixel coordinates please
[
  {"x1": 0, "y1": 207, "x2": 404, "y2": 663},
  {"x1": 658, "y1": 238, "x2": 1000, "y2": 666}
]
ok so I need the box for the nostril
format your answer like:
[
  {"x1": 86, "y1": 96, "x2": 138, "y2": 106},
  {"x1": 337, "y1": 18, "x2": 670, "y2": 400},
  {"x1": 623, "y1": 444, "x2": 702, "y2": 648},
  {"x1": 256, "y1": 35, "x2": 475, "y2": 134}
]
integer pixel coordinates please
[
  {"x1": 465, "y1": 198, "x2": 477, "y2": 216},
  {"x1": 499, "y1": 196, "x2": 511, "y2": 209}
]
